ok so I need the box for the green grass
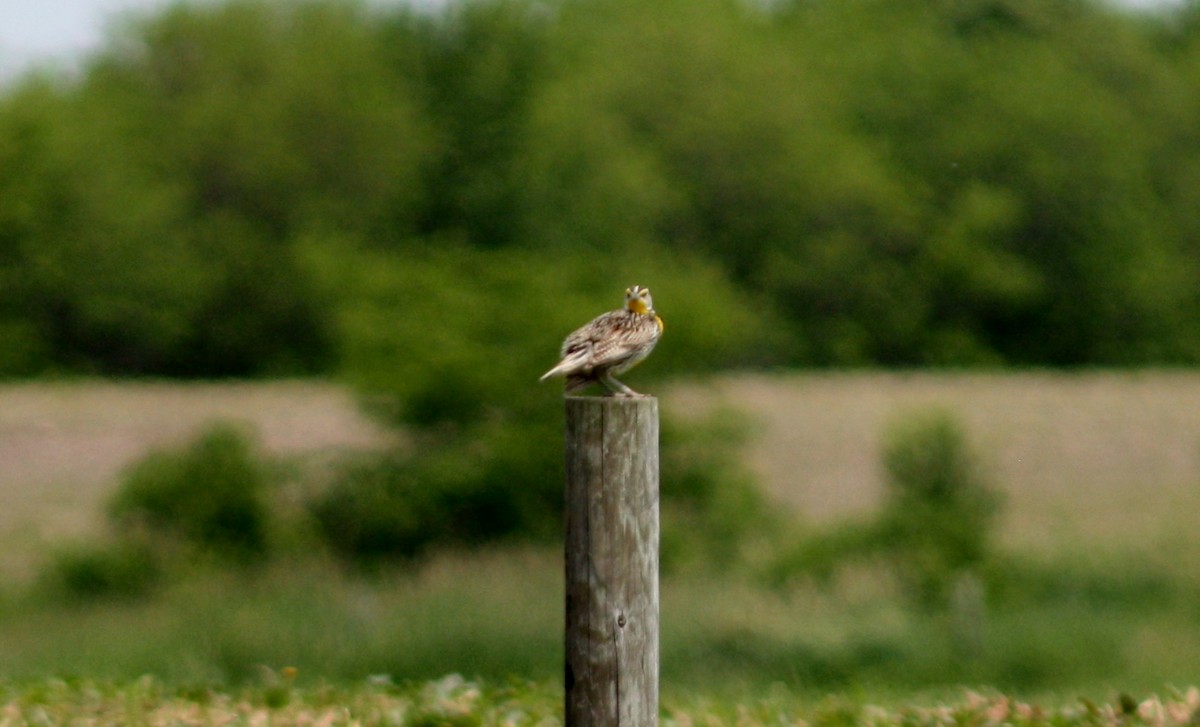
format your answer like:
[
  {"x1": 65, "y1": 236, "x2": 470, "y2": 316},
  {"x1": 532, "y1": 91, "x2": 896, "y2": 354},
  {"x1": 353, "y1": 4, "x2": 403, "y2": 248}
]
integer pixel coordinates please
[
  {"x1": 0, "y1": 549, "x2": 564, "y2": 685},
  {"x1": 2, "y1": 543, "x2": 1200, "y2": 699}
]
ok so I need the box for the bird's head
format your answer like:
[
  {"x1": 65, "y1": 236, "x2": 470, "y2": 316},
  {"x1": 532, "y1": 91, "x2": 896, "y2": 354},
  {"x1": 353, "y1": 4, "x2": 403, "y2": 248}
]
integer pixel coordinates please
[{"x1": 625, "y1": 285, "x2": 654, "y2": 315}]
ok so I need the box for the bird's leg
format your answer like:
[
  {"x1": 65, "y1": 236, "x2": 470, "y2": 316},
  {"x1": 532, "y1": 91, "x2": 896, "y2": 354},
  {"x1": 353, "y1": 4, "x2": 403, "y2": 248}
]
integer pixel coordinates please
[{"x1": 600, "y1": 372, "x2": 642, "y2": 397}]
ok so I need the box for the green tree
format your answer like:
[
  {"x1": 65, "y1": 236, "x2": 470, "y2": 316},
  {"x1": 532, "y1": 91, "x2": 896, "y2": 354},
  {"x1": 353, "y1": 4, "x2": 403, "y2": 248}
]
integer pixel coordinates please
[
  {"x1": 94, "y1": 0, "x2": 432, "y2": 238},
  {"x1": 4, "y1": 0, "x2": 1200, "y2": 375},
  {"x1": 411, "y1": 0, "x2": 551, "y2": 247},
  {"x1": 0, "y1": 74, "x2": 215, "y2": 374},
  {"x1": 779, "y1": 0, "x2": 1198, "y2": 364}
]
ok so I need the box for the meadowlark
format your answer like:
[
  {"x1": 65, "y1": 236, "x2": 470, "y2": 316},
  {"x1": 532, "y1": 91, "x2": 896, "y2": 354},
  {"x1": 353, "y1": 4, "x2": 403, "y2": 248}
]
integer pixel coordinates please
[{"x1": 539, "y1": 285, "x2": 664, "y2": 397}]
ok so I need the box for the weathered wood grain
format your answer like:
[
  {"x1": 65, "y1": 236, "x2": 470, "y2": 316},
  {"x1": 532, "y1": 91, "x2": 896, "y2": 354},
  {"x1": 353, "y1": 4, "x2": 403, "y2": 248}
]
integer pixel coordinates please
[{"x1": 564, "y1": 396, "x2": 659, "y2": 726}]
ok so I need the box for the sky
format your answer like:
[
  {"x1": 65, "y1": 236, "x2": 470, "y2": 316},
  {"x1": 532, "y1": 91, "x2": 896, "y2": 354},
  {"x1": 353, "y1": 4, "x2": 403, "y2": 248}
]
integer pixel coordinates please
[
  {"x1": 0, "y1": 0, "x2": 167, "y2": 79},
  {"x1": 0, "y1": 0, "x2": 445, "y2": 81},
  {"x1": 0, "y1": 0, "x2": 1188, "y2": 82}
]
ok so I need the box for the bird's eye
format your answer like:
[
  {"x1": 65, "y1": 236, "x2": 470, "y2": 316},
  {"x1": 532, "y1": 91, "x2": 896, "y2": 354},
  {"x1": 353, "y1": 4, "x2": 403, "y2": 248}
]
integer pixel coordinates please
[
  {"x1": 640, "y1": 290, "x2": 649, "y2": 297},
  {"x1": 625, "y1": 288, "x2": 632, "y2": 296}
]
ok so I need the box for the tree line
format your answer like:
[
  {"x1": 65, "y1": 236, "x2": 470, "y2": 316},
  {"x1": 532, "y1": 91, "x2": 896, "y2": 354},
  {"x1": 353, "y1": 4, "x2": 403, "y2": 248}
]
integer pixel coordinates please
[{"x1": 2, "y1": 0, "x2": 1200, "y2": 382}]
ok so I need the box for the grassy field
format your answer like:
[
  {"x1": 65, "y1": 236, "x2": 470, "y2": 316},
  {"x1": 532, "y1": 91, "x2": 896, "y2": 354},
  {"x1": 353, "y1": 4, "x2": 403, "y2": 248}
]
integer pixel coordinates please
[{"x1": 2, "y1": 373, "x2": 1200, "y2": 705}]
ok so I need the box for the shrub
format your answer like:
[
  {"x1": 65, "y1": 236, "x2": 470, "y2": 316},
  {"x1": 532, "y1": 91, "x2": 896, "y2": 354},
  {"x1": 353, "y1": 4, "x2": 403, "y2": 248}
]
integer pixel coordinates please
[
  {"x1": 309, "y1": 416, "x2": 563, "y2": 563},
  {"x1": 880, "y1": 408, "x2": 999, "y2": 609},
  {"x1": 308, "y1": 451, "x2": 445, "y2": 562},
  {"x1": 42, "y1": 540, "x2": 161, "y2": 600},
  {"x1": 310, "y1": 403, "x2": 775, "y2": 570},
  {"x1": 108, "y1": 423, "x2": 273, "y2": 560}
]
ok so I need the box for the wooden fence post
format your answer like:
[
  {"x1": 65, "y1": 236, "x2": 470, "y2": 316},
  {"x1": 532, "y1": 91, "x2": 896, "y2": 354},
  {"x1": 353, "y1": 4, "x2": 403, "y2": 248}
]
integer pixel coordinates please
[{"x1": 564, "y1": 396, "x2": 660, "y2": 726}]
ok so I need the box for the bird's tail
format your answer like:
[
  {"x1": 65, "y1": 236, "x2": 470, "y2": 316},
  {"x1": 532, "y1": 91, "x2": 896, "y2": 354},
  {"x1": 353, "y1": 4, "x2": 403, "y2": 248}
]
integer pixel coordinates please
[
  {"x1": 539, "y1": 351, "x2": 589, "y2": 382},
  {"x1": 539, "y1": 360, "x2": 572, "y2": 382}
]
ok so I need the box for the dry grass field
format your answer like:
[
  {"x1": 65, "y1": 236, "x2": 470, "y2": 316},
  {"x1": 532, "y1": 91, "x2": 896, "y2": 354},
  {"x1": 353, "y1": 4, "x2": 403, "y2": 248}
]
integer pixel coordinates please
[
  {"x1": 0, "y1": 380, "x2": 389, "y2": 581},
  {"x1": 672, "y1": 371, "x2": 1200, "y2": 559},
  {"x1": 4, "y1": 372, "x2": 1200, "y2": 581}
]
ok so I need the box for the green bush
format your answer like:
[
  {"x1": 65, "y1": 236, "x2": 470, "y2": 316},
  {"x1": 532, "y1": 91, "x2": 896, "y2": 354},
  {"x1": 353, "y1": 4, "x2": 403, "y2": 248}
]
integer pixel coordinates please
[
  {"x1": 765, "y1": 409, "x2": 1000, "y2": 609},
  {"x1": 108, "y1": 423, "x2": 273, "y2": 560},
  {"x1": 308, "y1": 454, "x2": 433, "y2": 562},
  {"x1": 309, "y1": 416, "x2": 565, "y2": 563},
  {"x1": 309, "y1": 403, "x2": 774, "y2": 568},
  {"x1": 41, "y1": 540, "x2": 161, "y2": 600},
  {"x1": 880, "y1": 408, "x2": 999, "y2": 609}
]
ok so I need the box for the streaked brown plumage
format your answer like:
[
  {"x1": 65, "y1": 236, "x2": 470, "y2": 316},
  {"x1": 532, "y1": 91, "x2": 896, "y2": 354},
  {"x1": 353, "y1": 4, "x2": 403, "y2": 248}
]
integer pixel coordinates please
[{"x1": 539, "y1": 285, "x2": 664, "y2": 397}]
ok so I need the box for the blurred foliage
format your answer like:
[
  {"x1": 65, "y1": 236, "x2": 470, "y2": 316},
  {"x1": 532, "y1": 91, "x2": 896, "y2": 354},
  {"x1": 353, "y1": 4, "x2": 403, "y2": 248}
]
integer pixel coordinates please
[
  {"x1": 6, "y1": 0, "x2": 1200, "y2": 574},
  {"x1": 40, "y1": 423, "x2": 280, "y2": 599},
  {"x1": 660, "y1": 406, "x2": 777, "y2": 573},
  {"x1": 40, "y1": 539, "x2": 162, "y2": 601},
  {"x1": 880, "y1": 408, "x2": 999, "y2": 609},
  {"x1": 768, "y1": 409, "x2": 999, "y2": 608},
  {"x1": 308, "y1": 400, "x2": 775, "y2": 566},
  {"x1": 9, "y1": 543, "x2": 1200, "y2": 692},
  {"x1": 298, "y1": 238, "x2": 775, "y2": 427},
  {"x1": 0, "y1": 0, "x2": 1198, "y2": 375},
  {"x1": 301, "y1": 236, "x2": 774, "y2": 563},
  {"x1": 308, "y1": 429, "x2": 565, "y2": 562},
  {"x1": 108, "y1": 423, "x2": 274, "y2": 560}
]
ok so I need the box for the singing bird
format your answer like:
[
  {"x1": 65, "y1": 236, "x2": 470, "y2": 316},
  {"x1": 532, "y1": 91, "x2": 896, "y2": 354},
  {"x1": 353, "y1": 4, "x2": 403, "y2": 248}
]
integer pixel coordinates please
[{"x1": 540, "y1": 285, "x2": 664, "y2": 397}]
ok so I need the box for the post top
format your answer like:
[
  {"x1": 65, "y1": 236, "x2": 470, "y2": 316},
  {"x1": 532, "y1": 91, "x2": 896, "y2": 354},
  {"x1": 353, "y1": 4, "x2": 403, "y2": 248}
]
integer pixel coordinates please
[
  {"x1": 564, "y1": 395, "x2": 657, "y2": 401},
  {"x1": 564, "y1": 395, "x2": 658, "y2": 409}
]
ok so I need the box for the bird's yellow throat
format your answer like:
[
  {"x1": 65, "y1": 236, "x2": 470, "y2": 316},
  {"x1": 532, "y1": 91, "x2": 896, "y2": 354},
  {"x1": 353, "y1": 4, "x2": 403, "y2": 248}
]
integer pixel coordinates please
[{"x1": 627, "y1": 297, "x2": 663, "y2": 331}]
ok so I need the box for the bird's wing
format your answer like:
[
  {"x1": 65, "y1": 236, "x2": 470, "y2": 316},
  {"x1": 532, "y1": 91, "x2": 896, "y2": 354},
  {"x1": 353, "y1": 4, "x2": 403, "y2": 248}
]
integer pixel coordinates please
[
  {"x1": 542, "y1": 311, "x2": 661, "y2": 381},
  {"x1": 579, "y1": 312, "x2": 660, "y2": 369},
  {"x1": 541, "y1": 311, "x2": 621, "y2": 378}
]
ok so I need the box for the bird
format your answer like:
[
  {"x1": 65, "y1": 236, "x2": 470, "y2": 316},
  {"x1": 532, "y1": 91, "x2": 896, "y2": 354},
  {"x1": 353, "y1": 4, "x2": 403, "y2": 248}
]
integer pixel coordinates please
[{"x1": 539, "y1": 285, "x2": 664, "y2": 397}]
